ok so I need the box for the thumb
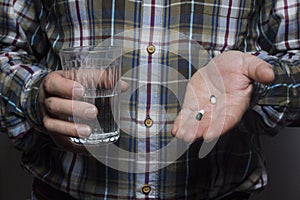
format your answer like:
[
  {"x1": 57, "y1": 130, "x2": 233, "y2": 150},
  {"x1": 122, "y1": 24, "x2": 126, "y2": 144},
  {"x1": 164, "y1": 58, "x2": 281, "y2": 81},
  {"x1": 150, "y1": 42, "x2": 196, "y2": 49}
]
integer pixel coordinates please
[
  {"x1": 120, "y1": 80, "x2": 129, "y2": 92},
  {"x1": 244, "y1": 54, "x2": 275, "y2": 84}
]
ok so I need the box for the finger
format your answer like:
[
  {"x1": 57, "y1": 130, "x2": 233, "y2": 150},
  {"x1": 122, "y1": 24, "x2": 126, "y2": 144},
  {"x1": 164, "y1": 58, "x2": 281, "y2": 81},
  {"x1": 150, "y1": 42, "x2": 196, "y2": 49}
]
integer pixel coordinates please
[
  {"x1": 171, "y1": 120, "x2": 179, "y2": 137},
  {"x1": 174, "y1": 118, "x2": 208, "y2": 143},
  {"x1": 105, "y1": 68, "x2": 113, "y2": 89},
  {"x1": 171, "y1": 110, "x2": 183, "y2": 137},
  {"x1": 243, "y1": 54, "x2": 275, "y2": 84},
  {"x1": 120, "y1": 80, "x2": 130, "y2": 92},
  {"x1": 185, "y1": 110, "x2": 213, "y2": 143},
  {"x1": 44, "y1": 97, "x2": 98, "y2": 120},
  {"x1": 43, "y1": 71, "x2": 85, "y2": 98},
  {"x1": 172, "y1": 109, "x2": 208, "y2": 143},
  {"x1": 253, "y1": 63, "x2": 275, "y2": 84},
  {"x1": 43, "y1": 115, "x2": 92, "y2": 137}
]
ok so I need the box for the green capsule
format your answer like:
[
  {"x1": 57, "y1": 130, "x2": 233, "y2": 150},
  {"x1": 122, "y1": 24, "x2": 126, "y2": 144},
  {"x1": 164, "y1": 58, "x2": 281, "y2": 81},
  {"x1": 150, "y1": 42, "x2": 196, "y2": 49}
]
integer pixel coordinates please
[{"x1": 195, "y1": 109, "x2": 205, "y2": 121}]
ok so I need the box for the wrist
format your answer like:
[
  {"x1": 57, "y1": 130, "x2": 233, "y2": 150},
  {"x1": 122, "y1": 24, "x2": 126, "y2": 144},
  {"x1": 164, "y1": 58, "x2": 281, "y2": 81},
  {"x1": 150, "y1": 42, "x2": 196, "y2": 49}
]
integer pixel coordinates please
[{"x1": 22, "y1": 71, "x2": 48, "y2": 132}]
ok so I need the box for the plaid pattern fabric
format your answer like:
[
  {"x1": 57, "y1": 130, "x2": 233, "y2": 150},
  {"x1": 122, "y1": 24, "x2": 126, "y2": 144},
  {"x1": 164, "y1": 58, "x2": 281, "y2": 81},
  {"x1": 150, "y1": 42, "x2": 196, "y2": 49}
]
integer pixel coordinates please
[{"x1": 1, "y1": 0, "x2": 300, "y2": 199}]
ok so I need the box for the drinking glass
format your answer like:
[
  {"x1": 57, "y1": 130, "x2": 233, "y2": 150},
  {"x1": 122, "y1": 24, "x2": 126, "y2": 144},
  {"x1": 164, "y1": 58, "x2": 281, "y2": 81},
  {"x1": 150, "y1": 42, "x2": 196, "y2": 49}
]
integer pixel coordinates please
[{"x1": 59, "y1": 46, "x2": 122, "y2": 145}]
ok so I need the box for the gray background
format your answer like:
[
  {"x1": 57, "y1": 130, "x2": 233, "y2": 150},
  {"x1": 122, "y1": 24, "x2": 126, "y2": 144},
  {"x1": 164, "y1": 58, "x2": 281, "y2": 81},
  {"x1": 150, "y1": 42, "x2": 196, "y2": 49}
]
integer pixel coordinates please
[{"x1": 1, "y1": 127, "x2": 300, "y2": 200}]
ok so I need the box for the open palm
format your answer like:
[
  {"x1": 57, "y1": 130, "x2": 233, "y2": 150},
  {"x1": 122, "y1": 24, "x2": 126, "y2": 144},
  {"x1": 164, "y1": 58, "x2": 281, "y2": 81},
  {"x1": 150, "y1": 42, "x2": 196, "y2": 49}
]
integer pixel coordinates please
[{"x1": 172, "y1": 51, "x2": 274, "y2": 143}]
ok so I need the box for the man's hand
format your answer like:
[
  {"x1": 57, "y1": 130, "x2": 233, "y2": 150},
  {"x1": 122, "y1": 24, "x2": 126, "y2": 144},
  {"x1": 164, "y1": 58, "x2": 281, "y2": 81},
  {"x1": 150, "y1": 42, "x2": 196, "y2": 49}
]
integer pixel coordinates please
[
  {"x1": 39, "y1": 71, "x2": 97, "y2": 152},
  {"x1": 40, "y1": 71, "x2": 129, "y2": 152},
  {"x1": 171, "y1": 51, "x2": 275, "y2": 143}
]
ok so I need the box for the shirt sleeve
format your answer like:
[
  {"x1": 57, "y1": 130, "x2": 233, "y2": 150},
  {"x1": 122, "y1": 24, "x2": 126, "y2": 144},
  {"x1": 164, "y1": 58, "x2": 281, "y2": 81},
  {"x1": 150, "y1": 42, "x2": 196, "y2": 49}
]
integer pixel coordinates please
[
  {"x1": 249, "y1": 0, "x2": 300, "y2": 134},
  {"x1": 0, "y1": 0, "x2": 50, "y2": 151}
]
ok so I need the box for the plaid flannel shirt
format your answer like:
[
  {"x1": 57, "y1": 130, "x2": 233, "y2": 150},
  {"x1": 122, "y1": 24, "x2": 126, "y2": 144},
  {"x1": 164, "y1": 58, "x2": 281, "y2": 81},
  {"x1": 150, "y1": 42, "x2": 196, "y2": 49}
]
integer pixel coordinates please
[{"x1": 1, "y1": 0, "x2": 300, "y2": 199}]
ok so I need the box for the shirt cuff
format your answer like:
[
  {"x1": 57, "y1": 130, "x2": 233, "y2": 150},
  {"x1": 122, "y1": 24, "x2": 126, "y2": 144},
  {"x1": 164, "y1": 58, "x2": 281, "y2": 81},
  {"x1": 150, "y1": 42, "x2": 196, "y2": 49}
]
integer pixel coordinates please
[
  {"x1": 250, "y1": 53, "x2": 300, "y2": 129},
  {"x1": 22, "y1": 67, "x2": 49, "y2": 132}
]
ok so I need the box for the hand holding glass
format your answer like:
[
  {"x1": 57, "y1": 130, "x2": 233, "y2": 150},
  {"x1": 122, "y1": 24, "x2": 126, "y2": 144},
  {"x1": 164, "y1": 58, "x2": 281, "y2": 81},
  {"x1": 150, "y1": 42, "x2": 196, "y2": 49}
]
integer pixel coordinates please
[{"x1": 59, "y1": 46, "x2": 122, "y2": 145}]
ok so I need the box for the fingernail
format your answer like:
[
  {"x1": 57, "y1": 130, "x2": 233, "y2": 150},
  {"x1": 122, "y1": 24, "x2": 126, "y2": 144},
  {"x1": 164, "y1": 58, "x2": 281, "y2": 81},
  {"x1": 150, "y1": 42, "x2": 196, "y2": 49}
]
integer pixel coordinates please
[
  {"x1": 84, "y1": 107, "x2": 97, "y2": 119},
  {"x1": 77, "y1": 126, "x2": 91, "y2": 137},
  {"x1": 171, "y1": 125, "x2": 178, "y2": 137},
  {"x1": 73, "y1": 87, "x2": 85, "y2": 97}
]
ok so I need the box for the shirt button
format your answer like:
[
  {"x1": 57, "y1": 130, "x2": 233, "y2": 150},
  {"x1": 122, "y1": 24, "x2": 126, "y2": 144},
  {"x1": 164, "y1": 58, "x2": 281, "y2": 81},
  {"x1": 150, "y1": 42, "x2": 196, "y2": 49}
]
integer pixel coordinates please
[
  {"x1": 144, "y1": 117, "x2": 153, "y2": 128},
  {"x1": 147, "y1": 44, "x2": 156, "y2": 54},
  {"x1": 141, "y1": 184, "x2": 151, "y2": 195}
]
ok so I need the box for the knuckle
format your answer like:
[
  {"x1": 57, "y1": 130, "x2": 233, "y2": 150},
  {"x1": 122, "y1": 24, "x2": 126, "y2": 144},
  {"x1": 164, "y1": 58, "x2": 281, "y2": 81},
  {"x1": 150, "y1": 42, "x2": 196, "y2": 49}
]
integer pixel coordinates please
[
  {"x1": 43, "y1": 74, "x2": 54, "y2": 92},
  {"x1": 42, "y1": 116, "x2": 51, "y2": 129},
  {"x1": 45, "y1": 98, "x2": 58, "y2": 114}
]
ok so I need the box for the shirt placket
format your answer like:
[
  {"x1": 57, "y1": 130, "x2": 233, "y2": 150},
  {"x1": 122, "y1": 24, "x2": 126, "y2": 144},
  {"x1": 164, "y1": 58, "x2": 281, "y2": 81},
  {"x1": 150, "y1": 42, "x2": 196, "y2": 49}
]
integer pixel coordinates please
[{"x1": 135, "y1": 0, "x2": 164, "y2": 198}]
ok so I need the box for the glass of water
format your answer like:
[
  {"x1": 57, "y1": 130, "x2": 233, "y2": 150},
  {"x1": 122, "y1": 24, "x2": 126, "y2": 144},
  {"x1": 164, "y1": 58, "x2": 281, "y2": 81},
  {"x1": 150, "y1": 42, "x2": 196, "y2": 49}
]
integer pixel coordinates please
[{"x1": 59, "y1": 46, "x2": 122, "y2": 145}]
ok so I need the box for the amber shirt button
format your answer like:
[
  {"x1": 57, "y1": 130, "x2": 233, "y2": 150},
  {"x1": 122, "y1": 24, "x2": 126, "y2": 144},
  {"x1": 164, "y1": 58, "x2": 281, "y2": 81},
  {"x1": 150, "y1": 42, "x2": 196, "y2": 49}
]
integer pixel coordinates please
[
  {"x1": 144, "y1": 117, "x2": 153, "y2": 128},
  {"x1": 141, "y1": 184, "x2": 151, "y2": 195},
  {"x1": 147, "y1": 44, "x2": 156, "y2": 54}
]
